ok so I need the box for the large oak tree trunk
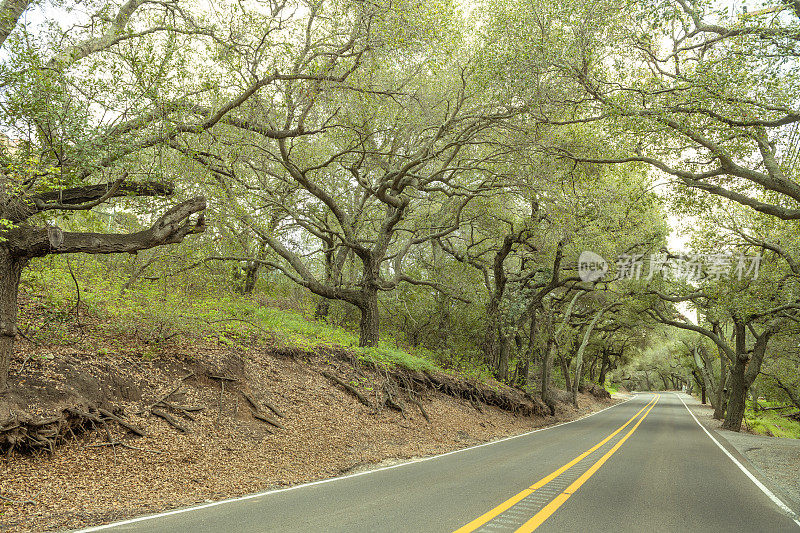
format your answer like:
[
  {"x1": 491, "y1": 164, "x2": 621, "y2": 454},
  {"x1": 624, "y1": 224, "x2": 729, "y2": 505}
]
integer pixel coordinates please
[
  {"x1": 722, "y1": 355, "x2": 748, "y2": 430},
  {"x1": 0, "y1": 251, "x2": 25, "y2": 391},
  {"x1": 722, "y1": 322, "x2": 749, "y2": 431},
  {"x1": 712, "y1": 326, "x2": 729, "y2": 420},
  {"x1": 598, "y1": 349, "x2": 610, "y2": 386},
  {"x1": 560, "y1": 353, "x2": 571, "y2": 392},
  {"x1": 496, "y1": 334, "x2": 511, "y2": 383},
  {"x1": 358, "y1": 288, "x2": 380, "y2": 347},
  {"x1": 483, "y1": 300, "x2": 500, "y2": 370},
  {"x1": 539, "y1": 309, "x2": 556, "y2": 415},
  {"x1": 722, "y1": 324, "x2": 771, "y2": 431},
  {"x1": 242, "y1": 262, "x2": 259, "y2": 294}
]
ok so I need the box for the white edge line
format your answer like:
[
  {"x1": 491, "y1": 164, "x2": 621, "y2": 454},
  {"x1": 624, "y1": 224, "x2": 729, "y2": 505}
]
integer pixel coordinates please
[
  {"x1": 675, "y1": 392, "x2": 800, "y2": 528},
  {"x1": 74, "y1": 394, "x2": 640, "y2": 532}
]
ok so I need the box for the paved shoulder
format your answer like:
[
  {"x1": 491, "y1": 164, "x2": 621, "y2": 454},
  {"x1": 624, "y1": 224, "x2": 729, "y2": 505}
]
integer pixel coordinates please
[{"x1": 681, "y1": 393, "x2": 800, "y2": 515}]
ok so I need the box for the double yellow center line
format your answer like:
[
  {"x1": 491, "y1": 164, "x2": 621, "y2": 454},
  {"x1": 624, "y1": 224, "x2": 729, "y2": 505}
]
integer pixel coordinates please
[{"x1": 455, "y1": 394, "x2": 660, "y2": 533}]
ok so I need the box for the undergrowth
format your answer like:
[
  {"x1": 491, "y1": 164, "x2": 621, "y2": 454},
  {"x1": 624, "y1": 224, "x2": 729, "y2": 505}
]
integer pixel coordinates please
[
  {"x1": 21, "y1": 258, "x2": 442, "y2": 375},
  {"x1": 745, "y1": 408, "x2": 800, "y2": 439}
]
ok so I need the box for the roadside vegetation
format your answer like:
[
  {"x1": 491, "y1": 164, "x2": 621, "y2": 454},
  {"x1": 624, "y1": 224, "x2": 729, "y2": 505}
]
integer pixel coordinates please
[
  {"x1": 22, "y1": 256, "x2": 476, "y2": 377},
  {"x1": 744, "y1": 402, "x2": 800, "y2": 439}
]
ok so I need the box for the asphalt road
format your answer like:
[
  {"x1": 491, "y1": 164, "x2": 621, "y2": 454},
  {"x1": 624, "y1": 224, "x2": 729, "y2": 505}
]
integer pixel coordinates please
[{"x1": 81, "y1": 393, "x2": 800, "y2": 533}]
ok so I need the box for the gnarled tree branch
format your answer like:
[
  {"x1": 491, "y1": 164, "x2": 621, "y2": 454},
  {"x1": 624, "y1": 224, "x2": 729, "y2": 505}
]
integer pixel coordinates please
[{"x1": 7, "y1": 197, "x2": 206, "y2": 258}]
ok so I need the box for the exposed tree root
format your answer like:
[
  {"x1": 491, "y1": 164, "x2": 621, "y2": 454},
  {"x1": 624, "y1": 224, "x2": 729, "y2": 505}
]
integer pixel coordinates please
[
  {"x1": 316, "y1": 352, "x2": 548, "y2": 420},
  {"x1": 97, "y1": 408, "x2": 146, "y2": 437},
  {"x1": 321, "y1": 370, "x2": 373, "y2": 408},
  {"x1": 391, "y1": 369, "x2": 548, "y2": 418},
  {"x1": 409, "y1": 397, "x2": 430, "y2": 422},
  {"x1": 259, "y1": 395, "x2": 285, "y2": 418},
  {"x1": 251, "y1": 411, "x2": 283, "y2": 429},
  {"x1": 3, "y1": 343, "x2": 549, "y2": 456},
  {"x1": 151, "y1": 408, "x2": 188, "y2": 433},
  {"x1": 242, "y1": 391, "x2": 285, "y2": 429},
  {"x1": 0, "y1": 406, "x2": 145, "y2": 454}
]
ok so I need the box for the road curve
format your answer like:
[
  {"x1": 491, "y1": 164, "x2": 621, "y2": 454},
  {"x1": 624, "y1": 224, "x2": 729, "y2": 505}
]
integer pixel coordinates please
[{"x1": 78, "y1": 393, "x2": 800, "y2": 533}]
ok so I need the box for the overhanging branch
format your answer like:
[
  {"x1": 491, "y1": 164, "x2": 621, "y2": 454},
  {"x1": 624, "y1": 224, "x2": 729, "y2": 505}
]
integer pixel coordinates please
[{"x1": 8, "y1": 197, "x2": 206, "y2": 258}]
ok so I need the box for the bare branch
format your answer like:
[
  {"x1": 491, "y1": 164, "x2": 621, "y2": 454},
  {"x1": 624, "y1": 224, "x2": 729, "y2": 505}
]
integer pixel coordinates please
[{"x1": 8, "y1": 197, "x2": 206, "y2": 258}]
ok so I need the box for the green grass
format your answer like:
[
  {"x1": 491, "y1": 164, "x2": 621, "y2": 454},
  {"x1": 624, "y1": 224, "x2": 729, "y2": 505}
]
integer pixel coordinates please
[
  {"x1": 603, "y1": 383, "x2": 619, "y2": 395},
  {"x1": 22, "y1": 262, "x2": 440, "y2": 374},
  {"x1": 745, "y1": 408, "x2": 800, "y2": 439},
  {"x1": 252, "y1": 306, "x2": 438, "y2": 373}
]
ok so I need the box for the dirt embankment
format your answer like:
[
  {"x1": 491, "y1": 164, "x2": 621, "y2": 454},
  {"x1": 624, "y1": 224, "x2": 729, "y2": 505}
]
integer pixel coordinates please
[{"x1": 0, "y1": 320, "x2": 615, "y2": 532}]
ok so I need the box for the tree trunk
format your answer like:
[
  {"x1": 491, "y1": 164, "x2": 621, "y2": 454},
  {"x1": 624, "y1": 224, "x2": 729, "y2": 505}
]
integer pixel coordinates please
[
  {"x1": 541, "y1": 343, "x2": 556, "y2": 415},
  {"x1": 693, "y1": 370, "x2": 707, "y2": 404},
  {"x1": 571, "y1": 305, "x2": 614, "y2": 406},
  {"x1": 514, "y1": 357, "x2": 529, "y2": 387},
  {"x1": 722, "y1": 322, "x2": 748, "y2": 431},
  {"x1": 560, "y1": 353, "x2": 571, "y2": 392},
  {"x1": 722, "y1": 356, "x2": 748, "y2": 431},
  {"x1": 525, "y1": 308, "x2": 538, "y2": 386},
  {"x1": 713, "y1": 353, "x2": 728, "y2": 420},
  {"x1": 483, "y1": 300, "x2": 501, "y2": 370},
  {"x1": 598, "y1": 349, "x2": 610, "y2": 386},
  {"x1": 692, "y1": 347, "x2": 712, "y2": 407},
  {"x1": 723, "y1": 323, "x2": 773, "y2": 431},
  {"x1": 358, "y1": 289, "x2": 380, "y2": 347},
  {"x1": 242, "y1": 261, "x2": 259, "y2": 294},
  {"x1": 0, "y1": 251, "x2": 25, "y2": 391},
  {"x1": 496, "y1": 333, "x2": 511, "y2": 383},
  {"x1": 483, "y1": 236, "x2": 513, "y2": 373},
  {"x1": 540, "y1": 308, "x2": 556, "y2": 415},
  {"x1": 707, "y1": 323, "x2": 731, "y2": 419}
]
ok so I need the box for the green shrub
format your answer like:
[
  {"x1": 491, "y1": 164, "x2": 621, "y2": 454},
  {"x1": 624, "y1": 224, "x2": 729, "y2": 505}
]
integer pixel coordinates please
[{"x1": 745, "y1": 409, "x2": 800, "y2": 439}]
